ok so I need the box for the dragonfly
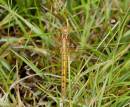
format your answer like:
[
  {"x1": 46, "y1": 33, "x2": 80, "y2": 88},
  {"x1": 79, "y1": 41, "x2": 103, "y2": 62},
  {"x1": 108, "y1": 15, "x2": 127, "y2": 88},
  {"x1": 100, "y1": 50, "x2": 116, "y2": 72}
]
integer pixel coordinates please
[
  {"x1": 61, "y1": 26, "x2": 69, "y2": 101},
  {"x1": 60, "y1": 25, "x2": 89, "y2": 105}
]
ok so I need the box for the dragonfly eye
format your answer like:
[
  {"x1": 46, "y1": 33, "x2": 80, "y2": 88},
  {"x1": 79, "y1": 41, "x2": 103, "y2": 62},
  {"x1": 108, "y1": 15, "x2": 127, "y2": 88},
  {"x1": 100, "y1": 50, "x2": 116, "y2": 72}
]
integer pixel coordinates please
[
  {"x1": 61, "y1": 27, "x2": 68, "y2": 34},
  {"x1": 63, "y1": 29, "x2": 68, "y2": 33}
]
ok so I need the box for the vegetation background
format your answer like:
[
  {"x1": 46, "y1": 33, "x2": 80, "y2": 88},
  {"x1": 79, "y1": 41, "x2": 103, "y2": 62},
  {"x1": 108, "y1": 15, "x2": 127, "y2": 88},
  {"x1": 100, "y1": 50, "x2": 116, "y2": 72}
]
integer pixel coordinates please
[{"x1": 0, "y1": 0, "x2": 130, "y2": 107}]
